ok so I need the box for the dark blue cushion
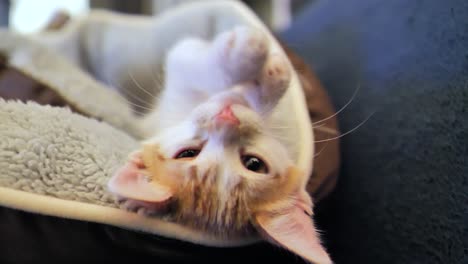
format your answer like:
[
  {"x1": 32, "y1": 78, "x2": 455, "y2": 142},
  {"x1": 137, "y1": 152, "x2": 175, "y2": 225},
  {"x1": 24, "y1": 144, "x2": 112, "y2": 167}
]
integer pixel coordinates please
[{"x1": 281, "y1": 0, "x2": 468, "y2": 263}]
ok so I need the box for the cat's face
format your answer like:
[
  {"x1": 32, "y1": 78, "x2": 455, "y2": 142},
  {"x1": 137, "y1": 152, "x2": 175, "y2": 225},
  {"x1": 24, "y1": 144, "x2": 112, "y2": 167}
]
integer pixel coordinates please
[
  {"x1": 109, "y1": 91, "x2": 331, "y2": 263},
  {"x1": 150, "y1": 90, "x2": 296, "y2": 234},
  {"x1": 108, "y1": 89, "x2": 331, "y2": 264},
  {"x1": 108, "y1": 23, "x2": 333, "y2": 260}
]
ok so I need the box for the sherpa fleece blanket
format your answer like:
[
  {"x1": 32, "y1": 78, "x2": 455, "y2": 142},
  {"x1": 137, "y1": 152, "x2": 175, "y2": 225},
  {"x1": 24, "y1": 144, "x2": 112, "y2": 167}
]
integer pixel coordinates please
[{"x1": 0, "y1": 0, "x2": 339, "y2": 253}]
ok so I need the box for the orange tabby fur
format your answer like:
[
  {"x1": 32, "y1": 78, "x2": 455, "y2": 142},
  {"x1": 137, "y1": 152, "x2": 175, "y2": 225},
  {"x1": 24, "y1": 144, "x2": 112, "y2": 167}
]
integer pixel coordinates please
[{"x1": 139, "y1": 144, "x2": 303, "y2": 237}]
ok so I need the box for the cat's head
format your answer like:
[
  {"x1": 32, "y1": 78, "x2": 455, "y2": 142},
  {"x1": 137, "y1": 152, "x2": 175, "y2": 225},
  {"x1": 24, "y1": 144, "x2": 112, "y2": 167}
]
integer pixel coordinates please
[{"x1": 108, "y1": 89, "x2": 331, "y2": 264}]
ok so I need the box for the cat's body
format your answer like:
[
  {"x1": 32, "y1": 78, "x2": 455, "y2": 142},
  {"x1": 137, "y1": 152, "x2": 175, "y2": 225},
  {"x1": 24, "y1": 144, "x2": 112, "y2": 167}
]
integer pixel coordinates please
[
  {"x1": 19, "y1": 5, "x2": 332, "y2": 262},
  {"x1": 108, "y1": 26, "x2": 332, "y2": 264},
  {"x1": 137, "y1": 26, "x2": 301, "y2": 231},
  {"x1": 139, "y1": 28, "x2": 307, "y2": 167}
]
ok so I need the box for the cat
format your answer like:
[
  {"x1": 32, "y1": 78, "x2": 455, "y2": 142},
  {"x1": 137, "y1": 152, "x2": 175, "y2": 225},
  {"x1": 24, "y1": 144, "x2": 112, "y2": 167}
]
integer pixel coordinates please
[{"x1": 107, "y1": 26, "x2": 332, "y2": 264}]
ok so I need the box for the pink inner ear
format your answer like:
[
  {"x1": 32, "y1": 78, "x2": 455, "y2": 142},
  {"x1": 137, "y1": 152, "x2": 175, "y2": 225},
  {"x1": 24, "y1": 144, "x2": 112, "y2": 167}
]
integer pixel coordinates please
[
  {"x1": 255, "y1": 206, "x2": 332, "y2": 264},
  {"x1": 107, "y1": 159, "x2": 173, "y2": 203},
  {"x1": 298, "y1": 190, "x2": 313, "y2": 215}
]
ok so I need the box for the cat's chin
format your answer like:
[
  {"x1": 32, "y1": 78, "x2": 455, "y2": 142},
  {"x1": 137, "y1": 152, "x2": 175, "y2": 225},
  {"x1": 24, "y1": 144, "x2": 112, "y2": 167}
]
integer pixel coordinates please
[
  {"x1": 196, "y1": 224, "x2": 261, "y2": 243},
  {"x1": 197, "y1": 229, "x2": 262, "y2": 247},
  {"x1": 171, "y1": 214, "x2": 257, "y2": 239}
]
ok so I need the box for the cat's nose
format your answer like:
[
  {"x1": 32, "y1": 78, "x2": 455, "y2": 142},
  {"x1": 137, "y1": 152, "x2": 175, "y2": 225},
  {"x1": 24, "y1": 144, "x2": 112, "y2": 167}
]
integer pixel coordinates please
[{"x1": 214, "y1": 105, "x2": 239, "y2": 126}]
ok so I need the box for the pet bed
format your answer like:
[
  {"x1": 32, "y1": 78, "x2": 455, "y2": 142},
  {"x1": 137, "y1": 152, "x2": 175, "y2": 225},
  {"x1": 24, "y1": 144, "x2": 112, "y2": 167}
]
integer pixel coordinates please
[{"x1": 0, "y1": 1, "x2": 339, "y2": 263}]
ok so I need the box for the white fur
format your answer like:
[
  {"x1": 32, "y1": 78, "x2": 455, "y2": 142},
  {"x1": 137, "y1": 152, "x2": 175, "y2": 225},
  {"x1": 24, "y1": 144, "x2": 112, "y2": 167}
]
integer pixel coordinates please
[{"x1": 140, "y1": 26, "x2": 295, "y2": 194}]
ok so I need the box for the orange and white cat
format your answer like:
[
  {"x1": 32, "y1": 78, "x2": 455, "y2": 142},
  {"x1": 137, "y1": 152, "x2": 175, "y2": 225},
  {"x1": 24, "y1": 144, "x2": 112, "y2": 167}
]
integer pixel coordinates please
[{"x1": 107, "y1": 26, "x2": 332, "y2": 264}]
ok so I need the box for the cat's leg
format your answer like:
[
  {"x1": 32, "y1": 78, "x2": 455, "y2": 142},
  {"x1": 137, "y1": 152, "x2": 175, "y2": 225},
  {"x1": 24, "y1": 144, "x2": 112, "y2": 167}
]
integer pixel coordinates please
[
  {"x1": 209, "y1": 26, "x2": 269, "y2": 86},
  {"x1": 161, "y1": 26, "x2": 285, "y2": 121},
  {"x1": 164, "y1": 37, "x2": 218, "y2": 93},
  {"x1": 208, "y1": 25, "x2": 293, "y2": 115},
  {"x1": 240, "y1": 52, "x2": 292, "y2": 115},
  {"x1": 146, "y1": 28, "x2": 269, "y2": 133},
  {"x1": 165, "y1": 26, "x2": 269, "y2": 95}
]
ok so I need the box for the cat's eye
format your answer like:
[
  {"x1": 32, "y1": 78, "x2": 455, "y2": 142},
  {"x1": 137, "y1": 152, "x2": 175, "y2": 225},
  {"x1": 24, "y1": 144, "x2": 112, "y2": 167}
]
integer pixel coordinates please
[
  {"x1": 174, "y1": 149, "x2": 201, "y2": 159},
  {"x1": 241, "y1": 155, "x2": 268, "y2": 174}
]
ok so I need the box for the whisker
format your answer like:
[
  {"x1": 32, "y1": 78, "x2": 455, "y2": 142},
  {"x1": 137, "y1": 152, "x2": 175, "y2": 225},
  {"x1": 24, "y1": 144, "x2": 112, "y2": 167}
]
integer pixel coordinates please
[
  {"x1": 314, "y1": 111, "x2": 375, "y2": 143},
  {"x1": 312, "y1": 122, "x2": 327, "y2": 129},
  {"x1": 149, "y1": 64, "x2": 165, "y2": 88},
  {"x1": 271, "y1": 123, "x2": 338, "y2": 138},
  {"x1": 124, "y1": 100, "x2": 155, "y2": 112},
  {"x1": 314, "y1": 140, "x2": 330, "y2": 158},
  {"x1": 314, "y1": 82, "x2": 361, "y2": 124},
  {"x1": 120, "y1": 86, "x2": 154, "y2": 106},
  {"x1": 128, "y1": 70, "x2": 158, "y2": 99},
  {"x1": 129, "y1": 109, "x2": 149, "y2": 117},
  {"x1": 270, "y1": 133, "x2": 294, "y2": 142},
  {"x1": 102, "y1": 71, "x2": 155, "y2": 115},
  {"x1": 314, "y1": 126, "x2": 339, "y2": 135},
  {"x1": 269, "y1": 126, "x2": 291, "y2": 130}
]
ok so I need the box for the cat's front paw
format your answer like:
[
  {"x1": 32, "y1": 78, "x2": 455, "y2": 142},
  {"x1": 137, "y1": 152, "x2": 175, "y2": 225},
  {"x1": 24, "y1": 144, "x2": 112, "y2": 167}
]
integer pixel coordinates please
[
  {"x1": 213, "y1": 26, "x2": 268, "y2": 83},
  {"x1": 244, "y1": 53, "x2": 292, "y2": 114},
  {"x1": 259, "y1": 54, "x2": 291, "y2": 96}
]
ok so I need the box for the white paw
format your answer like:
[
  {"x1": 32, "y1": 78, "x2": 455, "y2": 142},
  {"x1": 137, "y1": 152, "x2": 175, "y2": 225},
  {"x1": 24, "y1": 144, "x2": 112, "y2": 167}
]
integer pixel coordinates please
[
  {"x1": 259, "y1": 54, "x2": 291, "y2": 94},
  {"x1": 244, "y1": 53, "x2": 291, "y2": 114},
  {"x1": 213, "y1": 26, "x2": 269, "y2": 83}
]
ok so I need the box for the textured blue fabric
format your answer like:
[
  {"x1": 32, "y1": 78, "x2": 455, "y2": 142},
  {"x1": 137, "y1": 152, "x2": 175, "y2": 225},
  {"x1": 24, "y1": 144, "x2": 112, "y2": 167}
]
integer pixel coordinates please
[
  {"x1": 281, "y1": 0, "x2": 468, "y2": 263},
  {"x1": 0, "y1": 0, "x2": 9, "y2": 27}
]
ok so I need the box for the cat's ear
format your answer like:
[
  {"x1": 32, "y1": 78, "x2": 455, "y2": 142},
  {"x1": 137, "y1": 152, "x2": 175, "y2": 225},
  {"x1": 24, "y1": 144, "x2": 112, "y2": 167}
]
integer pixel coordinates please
[
  {"x1": 253, "y1": 167, "x2": 332, "y2": 264},
  {"x1": 254, "y1": 203, "x2": 332, "y2": 264},
  {"x1": 107, "y1": 152, "x2": 173, "y2": 204}
]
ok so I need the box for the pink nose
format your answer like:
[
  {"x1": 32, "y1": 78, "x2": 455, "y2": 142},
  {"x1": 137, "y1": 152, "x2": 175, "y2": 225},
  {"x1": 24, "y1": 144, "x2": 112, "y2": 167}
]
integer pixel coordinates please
[{"x1": 215, "y1": 105, "x2": 239, "y2": 125}]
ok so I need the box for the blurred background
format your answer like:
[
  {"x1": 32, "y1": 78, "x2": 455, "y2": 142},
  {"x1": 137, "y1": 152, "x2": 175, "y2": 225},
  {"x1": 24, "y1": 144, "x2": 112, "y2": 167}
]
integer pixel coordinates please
[
  {"x1": 1, "y1": 1, "x2": 466, "y2": 264},
  {"x1": 0, "y1": 0, "x2": 313, "y2": 33}
]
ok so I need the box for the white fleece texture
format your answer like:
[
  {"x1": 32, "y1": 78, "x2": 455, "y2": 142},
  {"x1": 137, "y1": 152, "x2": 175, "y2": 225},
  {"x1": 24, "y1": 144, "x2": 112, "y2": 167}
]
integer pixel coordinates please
[{"x1": 0, "y1": 99, "x2": 138, "y2": 206}]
